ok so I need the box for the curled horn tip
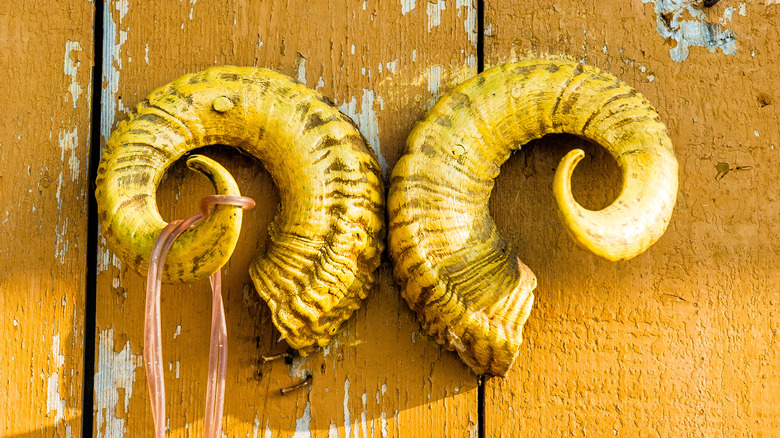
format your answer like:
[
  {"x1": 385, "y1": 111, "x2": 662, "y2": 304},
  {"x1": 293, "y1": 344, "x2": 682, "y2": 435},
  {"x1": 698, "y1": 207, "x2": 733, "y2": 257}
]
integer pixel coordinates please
[
  {"x1": 163, "y1": 154, "x2": 245, "y2": 283},
  {"x1": 553, "y1": 147, "x2": 677, "y2": 262},
  {"x1": 185, "y1": 154, "x2": 240, "y2": 195}
]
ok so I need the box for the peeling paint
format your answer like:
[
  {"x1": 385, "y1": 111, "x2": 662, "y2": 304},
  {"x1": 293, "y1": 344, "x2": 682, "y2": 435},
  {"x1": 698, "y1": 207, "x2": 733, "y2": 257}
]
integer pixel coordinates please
[
  {"x1": 360, "y1": 392, "x2": 368, "y2": 438},
  {"x1": 386, "y1": 59, "x2": 398, "y2": 74},
  {"x1": 54, "y1": 126, "x2": 79, "y2": 265},
  {"x1": 642, "y1": 0, "x2": 738, "y2": 61},
  {"x1": 264, "y1": 418, "x2": 272, "y2": 438},
  {"x1": 456, "y1": 0, "x2": 477, "y2": 48},
  {"x1": 291, "y1": 398, "x2": 312, "y2": 437},
  {"x1": 94, "y1": 328, "x2": 143, "y2": 438},
  {"x1": 427, "y1": 65, "x2": 442, "y2": 95},
  {"x1": 97, "y1": 232, "x2": 123, "y2": 274},
  {"x1": 295, "y1": 52, "x2": 307, "y2": 84},
  {"x1": 144, "y1": 43, "x2": 150, "y2": 65},
  {"x1": 427, "y1": 64, "x2": 443, "y2": 110},
  {"x1": 328, "y1": 422, "x2": 339, "y2": 438},
  {"x1": 723, "y1": 6, "x2": 736, "y2": 21},
  {"x1": 338, "y1": 90, "x2": 387, "y2": 176},
  {"x1": 188, "y1": 0, "x2": 197, "y2": 20},
  {"x1": 466, "y1": 53, "x2": 477, "y2": 70},
  {"x1": 54, "y1": 215, "x2": 69, "y2": 264},
  {"x1": 400, "y1": 0, "x2": 416, "y2": 15},
  {"x1": 343, "y1": 378, "x2": 351, "y2": 438},
  {"x1": 251, "y1": 414, "x2": 260, "y2": 438},
  {"x1": 64, "y1": 41, "x2": 83, "y2": 109},
  {"x1": 59, "y1": 128, "x2": 81, "y2": 181},
  {"x1": 102, "y1": 0, "x2": 129, "y2": 143},
  {"x1": 427, "y1": 0, "x2": 446, "y2": 31},
  {"x1": 288, "y1": 355, "x2": 309, "y2": 380},
  {"x1": 46, "y1": 334, "x2": 67, "y2": 424}
]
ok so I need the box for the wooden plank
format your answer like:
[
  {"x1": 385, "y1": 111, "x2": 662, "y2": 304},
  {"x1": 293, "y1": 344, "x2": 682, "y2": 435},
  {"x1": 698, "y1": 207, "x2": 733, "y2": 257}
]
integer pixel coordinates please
[
  {"x1": 483, "y1": 1, "x2": 780, "y2": 436},
  {"x1": 93, "y1": 1, "x2": 479, "y2": 436},
  {"x1": 0, "y1": 1, "x2": 94, "y2": 436}
]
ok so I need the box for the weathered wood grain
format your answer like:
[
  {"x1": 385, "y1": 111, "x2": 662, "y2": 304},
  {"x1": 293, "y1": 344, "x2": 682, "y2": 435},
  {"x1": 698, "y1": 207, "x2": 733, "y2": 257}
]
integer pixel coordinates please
[
  {"x1": 0, "y1": 1, "x2": 94, "y2": 436},
  {"x1": 93, "y1": 1, "x2": 479, "y2": 436},
  {"x1": 484, "y1": 1, "x2": 780, "y2": 436}
]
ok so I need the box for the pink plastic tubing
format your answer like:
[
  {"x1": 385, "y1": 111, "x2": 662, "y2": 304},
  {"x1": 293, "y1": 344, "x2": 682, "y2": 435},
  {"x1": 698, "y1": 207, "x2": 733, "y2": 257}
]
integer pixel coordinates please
[{"x1": 145, "y1": 194, "x2": 255, "y2": 438}]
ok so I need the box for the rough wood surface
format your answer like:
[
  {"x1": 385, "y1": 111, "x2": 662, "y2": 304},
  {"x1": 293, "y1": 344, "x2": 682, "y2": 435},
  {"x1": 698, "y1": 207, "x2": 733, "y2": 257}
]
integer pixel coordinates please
[
  {"x1": 484, "y1": 1, "x2": 780, "y2": 436},
  {"x1": 0, "y1": 1, "x2": 94, "y2": 436},
  {"x1": 93, "y1": 1, "x2": 479, "y2": 436}
]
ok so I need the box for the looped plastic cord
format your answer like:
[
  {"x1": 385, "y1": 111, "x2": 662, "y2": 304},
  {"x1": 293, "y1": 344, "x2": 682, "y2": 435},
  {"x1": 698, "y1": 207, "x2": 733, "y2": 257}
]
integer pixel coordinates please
[{"x1": 145, "y1": 194, "x2": 255, "y2": 438}]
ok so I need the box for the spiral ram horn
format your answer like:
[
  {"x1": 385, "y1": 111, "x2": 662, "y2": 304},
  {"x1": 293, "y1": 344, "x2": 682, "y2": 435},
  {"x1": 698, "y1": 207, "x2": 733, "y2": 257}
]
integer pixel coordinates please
[
  {"x1": 96, "y1": 66, "x2": 385, "y2": 354},
  {"x1": 388, "y1": 60, "x2": 678, "y2": 376}
]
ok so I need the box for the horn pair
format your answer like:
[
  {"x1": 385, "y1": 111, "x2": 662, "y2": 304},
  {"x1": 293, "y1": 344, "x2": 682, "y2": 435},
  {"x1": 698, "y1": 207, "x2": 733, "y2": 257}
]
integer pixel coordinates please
[{"x1": 97, "y1": 60, "x2": 677, "y2": 375}]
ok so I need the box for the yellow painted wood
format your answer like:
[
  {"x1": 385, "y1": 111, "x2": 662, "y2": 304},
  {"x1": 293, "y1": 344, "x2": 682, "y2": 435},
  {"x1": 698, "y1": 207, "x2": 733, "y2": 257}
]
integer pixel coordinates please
[
  {"x1": 0, "y1": 0, "x2": 94, "y2": 436},
  {"x1": 93, "y1": 1, "x2": 479, "y2": 436},
  {"x1": 484, "y1": 1, "x2": 780, "y2": 436}
]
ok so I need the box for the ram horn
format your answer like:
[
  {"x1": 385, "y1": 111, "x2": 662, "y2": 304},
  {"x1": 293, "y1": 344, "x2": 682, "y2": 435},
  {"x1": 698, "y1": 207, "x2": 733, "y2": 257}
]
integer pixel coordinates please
[
  {"x1": 96, "y1": 66, "x2": 385, "y2": 353},
  {"x1": 388, "y1": 60, "x2": 678, "y2": 376}
]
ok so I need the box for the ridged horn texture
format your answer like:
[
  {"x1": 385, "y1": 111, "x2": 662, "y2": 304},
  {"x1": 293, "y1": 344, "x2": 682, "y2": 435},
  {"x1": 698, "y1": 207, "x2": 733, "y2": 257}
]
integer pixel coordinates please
[
  {"x1": 96, "y1": 66, "x2": 385, "y2": 353},
  {"x1": 388, "y1": 60, "x2": 678, "y2": 376}
]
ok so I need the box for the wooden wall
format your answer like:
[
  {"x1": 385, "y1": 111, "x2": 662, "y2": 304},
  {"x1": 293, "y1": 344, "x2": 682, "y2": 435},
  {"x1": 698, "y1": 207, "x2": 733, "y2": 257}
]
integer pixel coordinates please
[
  {"x1": 0, "y1": 1, "x2": 94, "y2": 436},
  {"x1": 1, "y1": 0, "x2": 778, "y2": 436}
]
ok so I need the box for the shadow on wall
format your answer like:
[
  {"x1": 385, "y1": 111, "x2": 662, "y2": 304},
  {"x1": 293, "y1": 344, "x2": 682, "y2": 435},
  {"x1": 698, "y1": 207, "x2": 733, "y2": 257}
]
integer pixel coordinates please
[
  {"x1": 3, "y1": 273, "x2": 87, "y2": 438},
  {"x1": 8, "y1": 426, "x2": 76, "y2": 438},
  {"x1": 6, "y1": 327, "x2": 83, "y2": 437}
]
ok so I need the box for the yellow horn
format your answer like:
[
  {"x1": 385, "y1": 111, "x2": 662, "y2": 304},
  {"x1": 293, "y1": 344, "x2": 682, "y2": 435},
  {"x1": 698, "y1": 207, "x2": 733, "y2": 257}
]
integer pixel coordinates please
[
  {"x1": 388, "y1": 60, "x2": 678, "y2": 376},
  {"x1": 96, "y1": 66, "x2": 385, "y2": 353}
]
